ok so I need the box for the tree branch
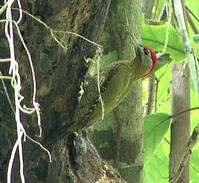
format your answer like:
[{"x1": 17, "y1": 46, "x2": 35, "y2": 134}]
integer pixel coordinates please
[{"x1": 170, "y1": 123, "x2": 199, "y2": 183}]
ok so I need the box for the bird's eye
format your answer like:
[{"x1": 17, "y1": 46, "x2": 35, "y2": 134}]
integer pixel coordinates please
[{"x1": 143, "y1": 47, "x2": 149, "y2": 55}]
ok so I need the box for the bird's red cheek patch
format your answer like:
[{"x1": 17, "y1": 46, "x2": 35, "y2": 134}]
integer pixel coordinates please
[{"x1": 141, "y1": 45, "x2": 158, "y2": 78}]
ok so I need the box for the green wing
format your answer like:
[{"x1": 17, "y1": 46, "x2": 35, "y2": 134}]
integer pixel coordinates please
[{"x1": 68, "y1": 63, "x2": 120, "y2": 132}]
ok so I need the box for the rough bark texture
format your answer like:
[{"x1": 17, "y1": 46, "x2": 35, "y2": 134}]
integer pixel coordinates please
[
  {"x1": 0, "y1": 0, "x2": 126, "y2": 182},
  {"x1": 88, "y1": 0, "x2": 143, "y2": 183},
  {"x1": 170, "y1": 62, "x2": 190, "y2": 183}
]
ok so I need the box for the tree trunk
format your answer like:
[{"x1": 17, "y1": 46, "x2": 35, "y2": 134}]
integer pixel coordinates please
[
  {"x1": 88, "y1": 0, "x2": 143, "y2": 183},
  {"x1": 170, "y1": 62, "x2": 190, "y2": 183},
  {"x1": 0, "y1": 0, "x2": 126, "y2": 182}
]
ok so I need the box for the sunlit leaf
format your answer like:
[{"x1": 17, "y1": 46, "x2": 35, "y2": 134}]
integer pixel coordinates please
[
  {"x1": 141, "y1": 22, "x2": 185, "y2": 62},
  {"x1": 144, "y1": 144, "x2": 169, "y2": 183},
  {"x1": 144, "y1": 113, "x2": 170, "y2": 163}
]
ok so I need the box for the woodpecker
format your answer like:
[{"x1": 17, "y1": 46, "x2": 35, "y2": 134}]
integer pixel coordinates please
[
  {"x1": 41, "y1": 31, "x2": 158, "y2": 148},
  {"x1": 66, "y1": 31, "x2": 158, "y2": 132}
]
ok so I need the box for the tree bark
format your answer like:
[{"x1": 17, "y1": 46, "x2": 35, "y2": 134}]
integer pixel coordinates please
[
  {"x1": 88, "y1": 0, "x2": 143, "y2": 183},
  {"x1": 170, "y1": 62, "x2": 190, "y2": 183},
  {"x1": 0, "y1": 0, "x2": 127, "y2": 182}
]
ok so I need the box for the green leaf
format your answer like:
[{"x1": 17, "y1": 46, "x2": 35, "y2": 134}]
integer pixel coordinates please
[
  {"x1": 144, "y1": 113, "x2": 170, "y2": 163},
  {"x1": 144, "y1": 144, "x2": 169, "y2": 183},
  {"x1": 141, "y1": 22, "x2": 185, "y2": 62}
]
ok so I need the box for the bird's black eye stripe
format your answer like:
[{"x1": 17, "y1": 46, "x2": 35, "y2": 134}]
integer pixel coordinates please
[{"x1": 143, "y1": 47, "x2": 149, "y2": 55}]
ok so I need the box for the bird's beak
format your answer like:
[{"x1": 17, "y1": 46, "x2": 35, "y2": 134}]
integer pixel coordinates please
[{"x1": 126, "y1": 31, "x2": 141, "y2": 52}]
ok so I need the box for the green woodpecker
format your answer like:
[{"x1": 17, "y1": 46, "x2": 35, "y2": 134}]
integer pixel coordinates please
[
  {"x1": 43, "y1": 32, "x2": 158, "y2": 146},
  {"x1": 66, "y1": 32, "x2": 157, "y2": 131}
]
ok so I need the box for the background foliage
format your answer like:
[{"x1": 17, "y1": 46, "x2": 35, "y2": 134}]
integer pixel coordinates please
[{"x1": 143, "y1": 0, "x2": 199, "y2": 182}]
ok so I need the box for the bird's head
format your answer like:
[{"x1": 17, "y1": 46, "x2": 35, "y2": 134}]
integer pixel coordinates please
[{"x1": 127, "y1": 31, "x2": 158, "y2": 78}]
